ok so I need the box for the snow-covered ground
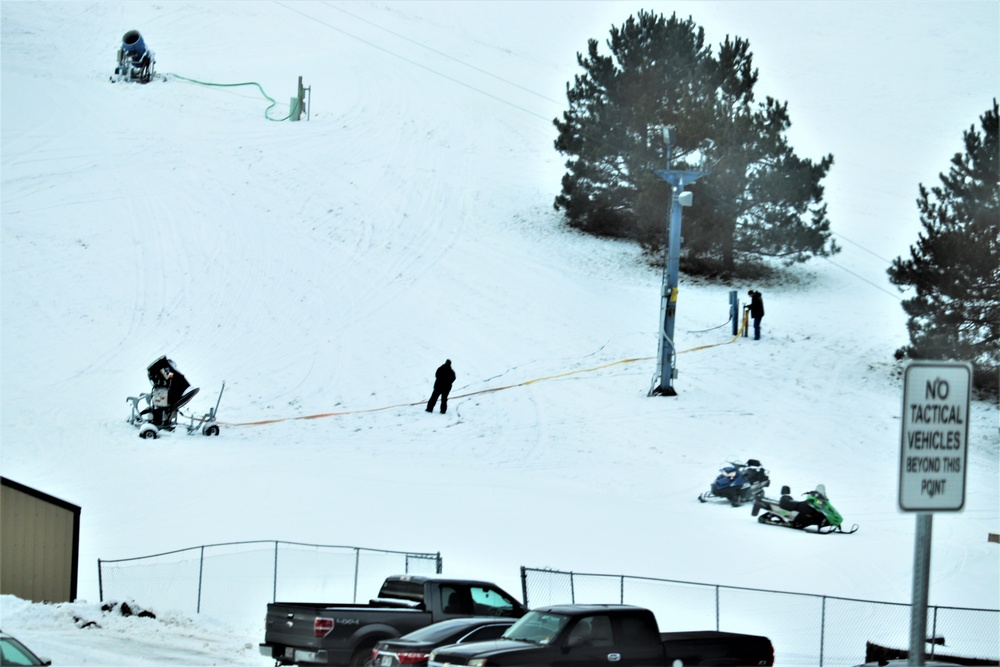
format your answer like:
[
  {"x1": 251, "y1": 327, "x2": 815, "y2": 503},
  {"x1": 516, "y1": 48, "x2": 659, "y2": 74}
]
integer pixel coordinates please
[{"x1": 1, "y1": 2, "x2": 997, "y2": 665}]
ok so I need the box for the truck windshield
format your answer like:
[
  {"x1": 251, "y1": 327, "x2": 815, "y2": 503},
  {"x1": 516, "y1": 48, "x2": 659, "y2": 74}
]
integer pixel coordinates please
[{"x1": 502, "y1": 611, "x2": 570, "y2": 645}]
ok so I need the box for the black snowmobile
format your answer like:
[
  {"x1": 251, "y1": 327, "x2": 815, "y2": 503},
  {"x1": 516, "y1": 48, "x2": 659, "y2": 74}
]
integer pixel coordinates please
[
  {"x1": 698, "y1": 459, "x2": 770, "y2": 507},
  {"x1": 752, "y1": 484, "x2": 859, "y2": 534}
]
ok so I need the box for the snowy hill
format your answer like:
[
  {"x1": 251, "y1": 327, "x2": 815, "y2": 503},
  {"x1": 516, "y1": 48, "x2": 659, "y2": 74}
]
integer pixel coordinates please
[{"x1": 1, "y1": 2, "x2": 997, "y2": 665}]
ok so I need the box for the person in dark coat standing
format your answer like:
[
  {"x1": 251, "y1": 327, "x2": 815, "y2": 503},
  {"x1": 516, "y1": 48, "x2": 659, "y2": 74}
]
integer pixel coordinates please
[
  {"x1": 748, "y1": 290, "x2": 765, "y2": 340},
  {"x1": 426, "y1": 359, "x2": 456, "y2": 414}
]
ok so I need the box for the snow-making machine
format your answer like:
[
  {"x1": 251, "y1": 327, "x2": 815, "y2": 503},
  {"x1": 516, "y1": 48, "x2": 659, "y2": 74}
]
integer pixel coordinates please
[
  {"x1": 112, "y1": 30, "x2": 156, "y2": 83},
  {"x1": 127, "y1": 356, "x2": 224, "y2": 439}
]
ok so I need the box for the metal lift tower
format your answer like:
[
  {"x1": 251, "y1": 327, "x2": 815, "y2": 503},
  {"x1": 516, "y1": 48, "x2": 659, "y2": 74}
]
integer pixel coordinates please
[{"x1": 649, "y1": 132, "x2": 705, "y2": 396}]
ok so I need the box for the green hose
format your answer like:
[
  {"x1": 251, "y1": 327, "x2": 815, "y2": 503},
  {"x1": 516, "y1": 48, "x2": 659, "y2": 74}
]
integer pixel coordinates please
[{"x1": 168, "y1": 73, "x2": 292, "y2": 122}]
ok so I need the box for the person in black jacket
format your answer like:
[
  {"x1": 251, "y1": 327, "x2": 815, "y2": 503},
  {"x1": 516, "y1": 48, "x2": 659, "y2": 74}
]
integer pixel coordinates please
[
  {"x1": 747, "y1": 290, "x2": 765, "y2": 340},
  {"x1": 426, "y1": 359, "x2": 456, "y2": 414}
]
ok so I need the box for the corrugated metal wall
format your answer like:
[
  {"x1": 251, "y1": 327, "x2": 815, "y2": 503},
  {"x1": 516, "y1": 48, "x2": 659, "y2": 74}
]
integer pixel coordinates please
[{"x1": 1, "y1": 477, "x2": 80, "y2": 603}]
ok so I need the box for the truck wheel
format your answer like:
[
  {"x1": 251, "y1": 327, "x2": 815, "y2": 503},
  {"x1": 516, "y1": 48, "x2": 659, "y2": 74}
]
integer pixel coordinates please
[{"x1": 350, "y1": 648, "x2": 374, "y2": 667}]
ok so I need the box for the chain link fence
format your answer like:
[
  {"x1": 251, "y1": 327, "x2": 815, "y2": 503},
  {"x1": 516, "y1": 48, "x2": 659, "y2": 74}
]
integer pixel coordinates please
[
  {"x1": 98, "y1": 541, "x2": 441, "y2": 623},
  {"x1": 521, "y1": 567, "x2": 999, "y2": 667}
]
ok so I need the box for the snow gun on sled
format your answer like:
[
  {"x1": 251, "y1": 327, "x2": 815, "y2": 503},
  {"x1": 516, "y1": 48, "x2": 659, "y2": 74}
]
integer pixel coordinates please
[
  {"x1": 752, "y1": 484, "x2": 858, "y2": 534},
  {"x1": 112, "y1": 30, "x2": 156, "y2": 84},
  {"x1": 127, "y1": 356, "x2": 224, "y2": 440}
]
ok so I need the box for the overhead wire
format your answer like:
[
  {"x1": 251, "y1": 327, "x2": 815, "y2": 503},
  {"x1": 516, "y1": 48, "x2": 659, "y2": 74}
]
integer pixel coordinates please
[
  {"x1": 318, "y1": 1, "x2": 564, "y2": 108},
  {"x1": 825, "y1": 231, "x2": 907, "y2": 300},
  {"x1": 831, "y1": 231, "x2": 895, "y2": 264},
  {"x1": 823, "y1": 258, "x2": 903, "y2": 301},
  {"x1": 272, "y1": 0, "x2": 556, "y2": 124}
]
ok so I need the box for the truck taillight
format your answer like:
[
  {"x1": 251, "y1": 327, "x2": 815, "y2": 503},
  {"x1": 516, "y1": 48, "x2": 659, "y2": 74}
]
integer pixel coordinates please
[
  {"x1": 314, "y1": 618, "x2": 334, "y2": 637},
  {"x1": 397, "y1": 652, "x2": 430, "y2": 664}
]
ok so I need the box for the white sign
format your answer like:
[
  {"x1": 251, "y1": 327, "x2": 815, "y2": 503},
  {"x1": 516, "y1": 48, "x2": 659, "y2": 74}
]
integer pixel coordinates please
[{"x1": 898, "y1": 361, "x2": 972, "y2": 511}]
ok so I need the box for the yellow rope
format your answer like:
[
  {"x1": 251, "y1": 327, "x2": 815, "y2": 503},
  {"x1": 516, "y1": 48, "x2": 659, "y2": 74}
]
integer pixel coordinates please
[{"x1": 221, "y1": 311, "x2": 752, "y2": 426}]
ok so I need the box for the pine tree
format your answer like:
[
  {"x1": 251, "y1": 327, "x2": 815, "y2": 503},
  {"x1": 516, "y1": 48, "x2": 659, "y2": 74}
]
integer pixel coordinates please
[
  {"x1": 553, "y1": 11, "x2": 838, "y2": 274},
  {"x1": 554, "y1": 11, "x2": 714, "y2": 243},
  {"x1": 888, "y1": 100, "x2": 1000, "y2": 392}
]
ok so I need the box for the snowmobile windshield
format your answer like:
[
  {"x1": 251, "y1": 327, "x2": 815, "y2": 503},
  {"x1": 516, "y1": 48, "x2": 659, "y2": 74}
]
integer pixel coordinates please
[
  {"x1": 502, "y1": 611, "x2": 571, "y2": 645},
  {"x1": 806, "y1": 494, "x2": 843, "y2": 526}
]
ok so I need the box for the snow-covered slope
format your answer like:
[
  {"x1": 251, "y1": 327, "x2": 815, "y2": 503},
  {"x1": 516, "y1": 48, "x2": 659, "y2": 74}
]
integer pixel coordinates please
[{"x1": 1, "y1": 2, "x2": 996, "y2": 665}]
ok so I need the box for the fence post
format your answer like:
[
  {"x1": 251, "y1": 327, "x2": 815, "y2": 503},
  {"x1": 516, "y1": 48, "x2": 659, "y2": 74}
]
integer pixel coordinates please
[
  {"x1": 619, "y1": 575, "x2": 624, "y2": 604},
  {"x1": 930, "y1": 606, "x2": 938, "y2": 659},
  {"x1": 97, "y1": 559, "x2": 104, "y2": 603},
  {"x1": 819, "y1": 596, "x2": 826, "y2": 667},
  {"x1": 436, "y1": 552, "x2": 443, "y2": 574},
  {"x1": 570, "y1": 572, "x2": 576, "y2": 603},
  {"x1": 197, "y1": 545, "x2": 205, "y2": 614},
  {"x1": 520, "y1": 567, "x2": 529, "y2": 608},
  {"x1": 715, "y1": 586, "x2": 720, "y2": 631},
  {"x1": 272, "y1": 541, "x2": 279, "y2": 603},
  {"x1": 353, "y1": 548, "x2": 361, "y2": 603}
]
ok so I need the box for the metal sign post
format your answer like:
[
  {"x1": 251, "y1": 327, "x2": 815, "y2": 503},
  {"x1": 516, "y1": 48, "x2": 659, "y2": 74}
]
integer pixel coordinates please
[{"x1": 898, "y1": 360, "x2": 972, "y2": 665}]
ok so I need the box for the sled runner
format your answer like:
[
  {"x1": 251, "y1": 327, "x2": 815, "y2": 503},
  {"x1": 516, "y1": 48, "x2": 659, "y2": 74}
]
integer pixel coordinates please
[
  {"x1": 127, "y1": 356, "x2": 224, "y2": 439},
  {"x1": 698, "y1": 459, "x2": 770, "y2": 506},
  {"x1": 752, "y1": 484, "x2": 858, "y2": 534}
]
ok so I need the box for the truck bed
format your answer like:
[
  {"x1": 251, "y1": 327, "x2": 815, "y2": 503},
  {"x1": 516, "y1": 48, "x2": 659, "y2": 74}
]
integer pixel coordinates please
[
  {"x1": 262, "y1": 602, "x2": 432, "y2": 665},
  {"x1": 661, "y1": 630, "x2": 774, "y2": 666}
]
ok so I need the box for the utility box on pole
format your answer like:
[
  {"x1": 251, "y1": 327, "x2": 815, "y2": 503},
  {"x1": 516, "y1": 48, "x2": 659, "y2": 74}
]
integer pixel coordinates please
[
  {"x1": 729, "y1": 290, "x2": 740, "y2": 336},
  {"x1": 290, "y1": 76, "x2": 310, "y2": 122}
]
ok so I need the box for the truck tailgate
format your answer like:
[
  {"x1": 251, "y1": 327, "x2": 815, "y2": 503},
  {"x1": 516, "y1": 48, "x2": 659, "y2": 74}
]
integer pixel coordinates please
[{"x1": 265, "y1": 604, "x2": 332, "y2": 650}]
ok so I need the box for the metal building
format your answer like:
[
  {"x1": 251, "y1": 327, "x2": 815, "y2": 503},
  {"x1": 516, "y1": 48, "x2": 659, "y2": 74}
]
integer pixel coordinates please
[{"x1": 1, "y1": 477, "x2": 81, "y2": 602}]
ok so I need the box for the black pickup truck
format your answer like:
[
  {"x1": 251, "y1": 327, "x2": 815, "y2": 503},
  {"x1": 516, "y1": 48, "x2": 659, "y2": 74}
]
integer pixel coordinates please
[
  {"x1": 259, "y1": 575, "x2": 527, "y2": 667},
  {"x1": 426, "y1": 604, "x2": 774, "y2": 666}
]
